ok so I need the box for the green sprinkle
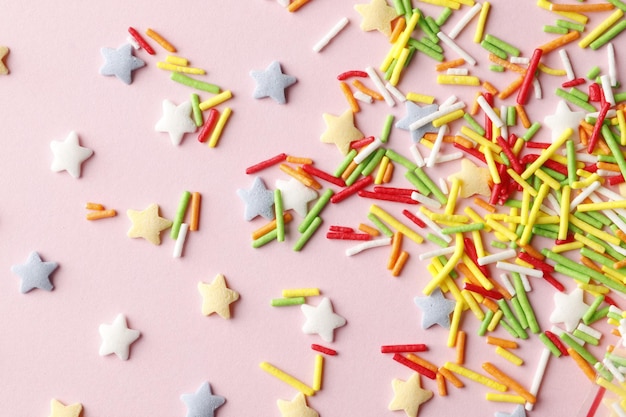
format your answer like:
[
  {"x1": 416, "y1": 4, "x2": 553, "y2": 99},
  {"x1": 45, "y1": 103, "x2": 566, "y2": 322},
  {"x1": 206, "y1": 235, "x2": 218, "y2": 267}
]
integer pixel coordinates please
[
  {"x1": 594, "y1": 363, "x2": 614, "y2": 381},
  {"x1": 506, "y1": 105, "x2": 516, "y2": 126},
  {"x1": 497, "y1": 299, "x2": 528, "y2": 340},
  {"x1": 511, "y1": 297, "x2": 529, "y2": 330},
  {"x1": 543, "y1": 25, "x2": 568, "y2": 34},
  {"x1": 584, "y1": 209, "x2": 612, "y2": 228},
  {"x1": 560, "y1": 332, "x2": 599, "y2": 365},
  {"x1": 346, "y1": 154, "x2": 371, "y2": 186},
  {"x1": 499, "y1": 320, "x2": 520, "y2": 339},
  {"x1": 614, "y1": 92, "x2": 626, "y2": 103},
  {"x1": 489, "y1": 65, "x2": 505, "y2": 72},
  {"x1": 171, "y1": 73, "x2": 220, "y2": 94},
  {"x1": 294, "y1": 216, "x2": 323, "y2": 251},
  {"x1": 171, "y1": 191, "x2": 192, "y2": 239},
  {"x1": 420, "y1": 37, "x2": 444, "y2": 53},
  {"x1": 381, "y1": 114, "x2": 394, "y2": 143},
  {"x1": 491, "y1": 240, "x2": 507, "y2": 249},
  {"x1": 583, "y1": 295, "x2": 605, "y2": 325},
  {"x1": 608, "y1": 311, "x2": 623, "y2": 321},
  {"x1": 408, "y1": 38, "x2": 445, "y2": 62},
  {"x1": 555, "y1": 88, "x2": 597, "y2": 112},
  {"x1": 504, "y1": 199, "x2": 523, "y2": 209},
  {"x1": 298, "y1": 189, "x2": 333, "y2": 233},
  {"x1": 603, "y1": 125, "x2": 626, "y2": 180},
  {"x1": 414, "y1": 167, "x2": 447, "y2": 204},
  {"x1": 426, "y1": 233, "x2": 448, "y2": 247},
  {"x1": 275, "y1": 189, "x2": 285, "y2": 242},
  {"x1": 386, "y1": 149, "x2": 417, "y2": 171},
  {"x1": 573, "y1": 329, "x2": 600, "y2": 346},
  {"x1": 607, "y1": 352, "x2": 626, "y2": 368},
  {"x1": 425, "y1": 16, "x2": 440, "y2": 36},
  {"x1": 531, "y1": 226, "x2": 556, "y2": 240},
  {"x1": 542, "y1": 249, "x2": 596, "y2": 283},
  {"x1": 478, "y1": 310, "x2": 495, "y2": 336},
  {"x1": 368, "y1": 213, "x2": 393, "y2": 237},
  {"x1": 590, "y1": 20, "x2": 626, "y2": 50},
  {"x1": 587, "y1": 66, "x2": 601, "y2": 80},
  {"x1": 437, "y1": 255, "x2": 458, "y2": 278},
  {"x1": 441, "y1": 223, "x2": 484, "y2": 234},
  {"x1": 566, "y1": 140, "x2": 577, "y2": 186},
  {"x1": 191, "y1": 93, "x2": 204, "y2": 127},
  {"x1": 481, "y1": 39, "x2": 507, "y2": 60},
  {"x1": 405, "y1": 171, "x2": 431, "y2": 195},
  {"x1": 554, "y1": 264, "x2": 591, "y2": 284},
  {"x1": 607, "y1": 0, "x2": 626, "y2": 11},
  {"x1": 589, "y1": 306, "x2": 610, "y2": 324},
  {"x1": 539, "y1": 333, "x2": 562, "y2": 357},
  {"x1": 403, "y1": 0, "x2": 412, "y2": 20},
  {"x1": 253, "y1": 229, "x2": 278, "y2": 248},
  {"x1": 384, "y1": 59, "x2": 396, "y2": 80},
  {"x1": 333, "y1": 149, "x2": 357, "y2": 177},
  {"x1": 435, "y1": 7, "x2": 452, "y2": 26},
  {"x1": 463, "y1": 113, "x2": 485, "y2": 135},
  {"x1": 404, "y1": 46, "x2": 417, "y2": 68},
  {"x1": 484, "y1": 34, "x2": 520, "y2": 57},
  {"x1": 512, "y1": 272, "x2": 540, "y2": 334},
  {"x1": 271, "y1": 297, "x2": 306, "y2": 306},
  {"x1": 570, "y1": 87, "x2": 589, "y2": 101},
  {"x1": 362, "y1": 148, "x2": 387, "y2": 177},
  {"x1": 580, "y1": 247, "x2": 620, "y2": 271},
  {"x1": 417, "y1": 13, "x2": 438, "y2": 43},
  {"x1": 556, "y1": 19, "x2": 585, "y2": 32},
  {"x1": 522, "y1": 122, "x2": 542, "y2": 141},
  {"x1": 393, "y1": 0, "x2": 405, "y2": 15}
]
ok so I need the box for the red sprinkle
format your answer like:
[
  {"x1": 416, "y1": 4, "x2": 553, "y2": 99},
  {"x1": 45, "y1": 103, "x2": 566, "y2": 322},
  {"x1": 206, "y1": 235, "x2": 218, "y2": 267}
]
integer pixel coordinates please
[
  {"x1": 517, "y1": 252, "x2": 554, "y2": 273},
  {"x1": 337, "y1": 70, "x2": 368, "y2": 81},
  {"x1": 329, "y1": 225, "x2": 354, "y2": 233},
  {"x1": 607, "y1": 174, "x2": 625, "y2": 185},
  {"x1": 331, "y1": 176, "x2": 373, "y2": 204},
  {"x1": 464, "y1": 238, "x2": 491, "y2": 278},
  {"x1": 311, "y1": 344, "x2": 338, "y2": 356},
  {"x1": 464, "y1": 283, "x2": 503, "y2": 300},
  {"x1": 587, "y1": 101, "x2": 610, "y2": 153},
  {"x1": 484, "y1": 92, "x2": 494, "y2": 140},
  {"x1": 197, "y1": 108, "x2": 220, "y2": 143},
  {"x1": 326, "y1": 232, "x2": 371, "y2": 240},
  {"x1": 373, "y1": 186, "x2": 415, "y2": 196},
  {"x1": 586, "y1": 386, "x2": 606, "y2": 417},
  {"x1": 381, "y1": 344, "x2": 428, "y2": 353},
  {"x1": 357, "y1": 190, "x2": 418, "y2": 204},
  {"x1": 589, "y1": 83, "x2": 602, "y2": 102},
  {"x1": 496, "y1": 136, "x2": 523, "y2": 174},
  {"x1": 392, "y1": 353, "x2": 436, "y2": 379},
  {"x1": 350, "y1": 136, "x2": 375, "y2": 149},
  {"x1": 521, "y1": 154, "x2": 568, "y2": 176},
  {"x1": 525, "y1": 142, "x2": 551, "y2": 149},
  {"x1": 402, "y1": 209, "x2": 426, "y2": 228},
  {"x1": 542, "y1": 272, "x2": 565, "y2": 292},
  {"x1": 245, "y1": 153, "x2": 288, "y2": 174},
  {"x1": 128, "y1": 27, "x2": 156, "y2": 55},
  {"x1": 453, "y1": 142, "x2": 487, "y2": 164},
  {"x1": 544, "y1": 330, "x2": 569, "y2": 356},
  {"x1": 517, "y1": 48, "x2": 543, "y2": 105},
  {"x1": 301, "y1": 164, "x2": 346, "y2": 187},
  {"x1": 604, "y1": 295, "x2": 620, "y2": 308},
  {"x1": 562, "y1": 78, "x2": 586, "y2": 88}
]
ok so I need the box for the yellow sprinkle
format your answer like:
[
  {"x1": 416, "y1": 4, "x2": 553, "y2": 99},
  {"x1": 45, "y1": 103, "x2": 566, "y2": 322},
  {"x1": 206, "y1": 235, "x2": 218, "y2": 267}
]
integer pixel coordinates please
[
  {"x1": 199, "y1": 90, "x2": 233, "y2": 111},
  {"x1": 507, "y1": 169, "x2": 537, "y2": 196},
  {"x1": 312, "y1": 354, "x2": 324, "y2": 391},
  {"x1": 572, "y1": 174, "x2": 602, "y2": 189},
  {"x1": 487, "y1": 310, "x2": 504, "y2": 331},
  {"x1": 431, "y1": 213, "x2": 469, "y2": 223},
  {"x1": 579, "y1": 283, "x2": 610, "y2": 294},
  {"x1": 520, "y1": 183, "x2": 551, "y2": 245},
  {"x1": 448, "y1": 299, "x2": 465, "y2": 347},
  {"x1": 259, "y1": 362, "x2": 315, "y2": 396},
  {"x1": 537, "y1": 63, "x2": 567, "y2": 76},
  {"x1": 536, "y1": 0, "x2": 589, "y2": 24},
  {"x1": 521, "y1": 128, "x2": 573, "y2": 179},
  {"x1": 462, "y1": 254, "x2": 494, "y2": 289},
  {"x1": 601, "y1": 265, "x2": 626, "y2": 282},
  {"x1": 165, "y1": 55, "x2": 189, "y2": 66},
  {"x1": 558, "y1": 186, "x2": 571, "y2": 240},
  {"x1": 534, "y1": 169, "x2": 561, "y2": 190},
  {"x1": 485, "y1": 219, "x2": 518, "y2": 242},
  {"x1": 484, "y1": 148, "x2": 501, "y2": 184},
  {"x1": 437, "y1": 75, "x2": 481, "y2": 86},
  {"x1": 423, "y1": 234, "x2": 464, "y2": 295},
  {"x1": 420, "y1": 138, "x2": 434, "y2": 149},
  {"x1": 472, "y1": 229, "x2": 485, "y2": 257},
  {"x1": 514, "y1": 258, "x2": 535, "y2": 269},
  {"x1": 513, "y1": 137, "x2": 525, "y2": 155},
  {"x1": 406, "y1": 92, "x2": 435, "y2": 104},
  {"x1": 485, "y1": 393, "x2": 526, "y2": 404},
  {"x1": 552, "y1": 241, "x2": 584, "y2": 253},
  {"x1": 156, "y1": 61, "x2": 205, "y2": 75},
  {"x1": 420, "y1": 0, "x2": 461, "y2": 9},
  {"x1": 381, "y1": 41, "x2": 402, "y2": 73},
  {"x1": 460, "y1": 126, "x2": 502, "y2": 153},
  {"x1": 390, "y1": 47, "x2": 410, "y2": 86},
  {"x1": 574, "y1": 233, "x2": 605, "y2": 253},
  {"x1": 443, "y1": 362, "x2": 507, "y2": 391},
  {"x1": 597, "y1": 377, "x2": 626, "y2": 398},
  {"x1": 444, "y1": 275, "x2": 464, "y2": 303},
  {"x1": 370, "y1": 204, "x2": 424, "y2": 244},
  {"x1": 579, "y1": 9, "x2": 624, "y2": 48},
  {"x1": 433, "y1": 109, "x2": 465, "y2": 127},
  {"x1": 464, "y1": 207, "x2": 490, "y2": 231},
  {"x1": 618, "y1": 110, "x2": 626, "y2": 146},
  {"x1": 375, "y1": 156, "x2": 390, "y2": 184},
  {"x1": 396, "y1": 11, "x2": 421, "y2": 52},
  {"x1": 577, "y1": 200, "x2": 626, "y2": 212},
  {"x1": 445, "y1": 178, "x2": 461, "y2": 215},
  {"x1": 569, "y1": 215, "x2": 621, "y2": 245},
  {"x1": 474, "y1": 2, "x2": 491, "y2": 43},
  {"x1": 495, "y1": 346, "x2": 524, "y2": 366},
  {"x1": 462, "y1": 290, "x2": 485, "y2": 320},
  {"x1": 208, "y1": 107, "x2": 232, "y2": 148},
  {"x1": 282, "y1": 288, "x2": 320, "y2": 298}
]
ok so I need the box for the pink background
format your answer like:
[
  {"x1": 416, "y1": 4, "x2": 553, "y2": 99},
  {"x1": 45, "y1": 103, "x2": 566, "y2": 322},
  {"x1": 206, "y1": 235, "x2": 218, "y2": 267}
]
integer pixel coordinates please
[{"x1": 0, "y1": 1, "x2": 620, "y2": 416}]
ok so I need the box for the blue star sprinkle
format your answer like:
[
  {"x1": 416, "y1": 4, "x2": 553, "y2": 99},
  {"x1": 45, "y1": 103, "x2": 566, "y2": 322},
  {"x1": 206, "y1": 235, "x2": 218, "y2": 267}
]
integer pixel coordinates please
[
  {"x1": 100, "y1": 44, "x2": 146, "y2": 85},
  {"x1": 181, "y1": 381, "x2": 226, "y2": 417},
  {"x1": 237, "y1": 176, "x2": 275, "y2": 221},
  {"x1": 11, "y1": 251, "x2": 59, "y2": 293},
  {"x1": 395, "y1": 101, "x2": 438, "y2": 143},
  {"x1": 414, "y1": 288, "x2": 456, "y2": 329},
  {"x1": 495, "y1": 404, "x2": 527, "y2": 417},
  {"x1": 250, "y1": 61, "x2": 297, "y2": 104}
]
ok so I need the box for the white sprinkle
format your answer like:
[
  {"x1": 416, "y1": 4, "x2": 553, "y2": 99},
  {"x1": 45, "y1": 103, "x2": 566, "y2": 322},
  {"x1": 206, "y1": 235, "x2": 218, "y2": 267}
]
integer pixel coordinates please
[
  {"x1": 448, "y1": 3, "x2": 482, "y2": 39},
  {"x1": 498, "y1": 273, "x2": 516, "y2": 296},
  {"x1": 546, "y1": 193, "x2": 561, "y2": 214},
  {"x1": 587, "y1": 109, "x2": 617, "y2": 119},
  {"x1": 414, "y1": 210, "x2": 452, "y2": 242},
  {"x1": 597, "y1": 169, "x2": 623, "y2": 177},
  {"x1": 577, "y1": 323, "x2": 602, "y2": 340},
  {"x1": 409, "y1": 101, "x2": 466, "y2": 131},
  {"x1": 447, "y1": 68, "x2": 469, "y2": 76},
  {"x1": 477, "y1": 249, "x2": 517, "y2": 266},
  {"x1": 559, "y1": 49, "x2": 575, "y2": 80},
  {"x1": 604, "y1": 358, "x2": 625, "y2": 383},
  {"x1": 439, "y1": 178, "x2": 449, "y2": 194},
  {"x1": 477, "y1": 95, "x2": 504, "y2": 128},
  {"x1": 173, "y1": 223, "x2": 189, "y2": 258},
  {"x1": 500, "y1": 104, "x2": 508, "y2": 138},
  {"x1": 539, "y1": 204, "x2": 558, "y2": 217},
  {"x1": 440, "y1": 95, "x2": 458, "y2": 108},
  {"x1": 127, "y1": 36, "x2": 141, "y2": 50},
  {"x1": 437, "y1": 31, "x2": 477, "y2": 65},
  {"x1": 313, "y1": 17, "x2": 349, "y2": 53},
  {"x1": 611, "y1": 397, "x2": 626, "y2": 417},
  {"x1": 434, "y1": 152, "x2": 463, "y2": 163},
  {"x1": 353, "y1": 137, "x2": 382, "y2": 164},
  {"x1": 533, "y1": 78, "x2": 542, "y2": 99},
  {"x1": 409, "y1": 144, "x2": 426, "y2": 168},
  {"x1": 608, "y1": 43, "x2": 617, "y2": 87},
  {"x1": 411, "y1": 191, "x2": 443, "y2": 209},
  {"x1": 525, "y1": 349, "x2": 550, "y2": 412},
  {"x1": 496, "y1": 261, "x2": 543, "y2": 277},
  {"x1": 573, "y1": 152, "x2": 598, "y2": 163},
  {"x1": 427, "y1": 125, "x2": 448, "y2": 167},
  {"x1": 345, "y1": 237, "x2": 392, "y2": 256},
  {"x1": 601, "y1": 74, "x2": 615, "y2": 106},
  {"x1": 276, "y1": 0, "x2": 289, "y2": 6},
  {"x1": 365, "y1": 66, "x2": 395, "y2": 107},
  {"x1": 610, "y1": 242, "x2": 626, "y2": 257},
  {"x1": 589, "y1": 193, "x2": 626, "y2": 234},
  {"x1": 551, "y1": 326, "x2": 585, "y2": 345},
  {"x1": 510, "y1": 56, "x2": 530, "y2": 65},
  {"x1": 570, "y1": 181, "x2": 601, "y2": 210},
  {"x1": 353, "y1": 91, "x2": 373, "y2": 104},
  {"x1": 418, "y1": 245, "x2": 456, "y2": 261},
  {"x1": 520, "y1": 273, "x2": 532, "y2": 292},
  {"x1": 385, "y1": 82, "x2": 407, "y2": 103}
]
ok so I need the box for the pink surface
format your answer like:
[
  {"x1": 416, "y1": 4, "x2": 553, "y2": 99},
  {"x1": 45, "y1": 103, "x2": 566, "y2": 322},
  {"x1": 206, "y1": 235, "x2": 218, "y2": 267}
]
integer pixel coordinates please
[{"x1": 0, "y1": 1, "x2": 622, "y2": 416}]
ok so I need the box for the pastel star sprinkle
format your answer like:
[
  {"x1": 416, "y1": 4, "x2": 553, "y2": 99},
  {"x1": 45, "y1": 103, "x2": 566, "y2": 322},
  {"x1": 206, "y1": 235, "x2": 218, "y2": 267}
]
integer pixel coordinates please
[
  {"x1": 276, "y1": 178, "x2": 318, "y2": 218},
  {"x1": 447, "y1": 158, "x2": 492, "y2": 198},
  {"x1": 48, "y1": 399, "x2": 83, "y2": 417},
  {"x1": 99, "y1": 44, "x2": 145, "y2": 84},
  {"x1": 250, "y1": 60, "x2": 297, "y2": 104},
  {"x1": 549, "y1": 287, "x2": 589, "y2": 332},
  {"x1": 0, "y1": 46, "x2": 9, "y2": 75},
  {"x1": 98, "y1": 313, "x2": 141, "y2": 360},
  {"x1": 11, "y1": 251, "x2": 58, "y2": 293},
  {"x1": 388, "y1": 373, "x2": 433, "y2": 417},
  {"x1": 126, "y1": 203, "x2": 173, "y2": 245},
  {"x1": 495, "y1": 404, "x2": 527, "y2": 417},
  {"x1": 414, "y1": 288, "x2": 456, "y2": 329},
  {"x1": 544, "y1": 100, "x2": 584, "y2": 142},
  {"x1": 395, "y1": 101, "x2": 438, "y2": 143},
  {"x1": 237, "y1": 176, "x2": 275, "y2": 221},
  {"x1": 154, "y1": 99, "x2": 197, "y2": 146},
  {"x1": 354, "y1": 0, "x2": 399, "y2": 37},
  {"x1": 197, "y1": 274, "x2": 239, "y2": 319},
  {"x1": 301, "y1": 297, "x2": 347, "y2": 342},
  {"x1": 181, "y1": 381, "x2": 226, "y2": 417},
  {"x1": 277, "y1": 392, "x2": 319, "y2": 417},
  {"x1": 320, "y1": 109, "x2": 364, "y2": 155},
  {"x1": 50, "y1": 131, "x2": 94, "y2": 179}
]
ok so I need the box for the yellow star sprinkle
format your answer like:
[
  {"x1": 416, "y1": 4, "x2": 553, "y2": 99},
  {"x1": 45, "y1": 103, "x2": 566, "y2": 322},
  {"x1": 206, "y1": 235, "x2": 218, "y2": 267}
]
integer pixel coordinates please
[
  {"x1": 447, "y1": 158, "x2": 492, "y2": 198},
  {"x1": 320, "y1": 109, "x2": 364, "y2": 155},
  {"x1": 388, "y1": 374, "x2": 433, "y2": 417},
  {"x1": 48, "y1": 399, "x2": 83, "y2": 417},
  {"x1": 277, "y1": 392, "x2": 319, "y2": 417},
  {"x1": 198, "y1": 274, "x2": 239, "y2": 319},
  {"x1": 354, "y1": 0, "x2": 399, "y2": 37},
  {"x1": 126, "y1": 203, "x2": 173, "y2": 245},
  {"x1": 0, "y1": 46, "x2": 9, "y2": 75}
]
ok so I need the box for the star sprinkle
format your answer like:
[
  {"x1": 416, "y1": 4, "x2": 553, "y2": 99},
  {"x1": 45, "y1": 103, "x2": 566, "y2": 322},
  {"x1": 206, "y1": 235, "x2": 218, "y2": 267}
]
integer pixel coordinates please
[
  {"x1": 127, "y1": 203, "x2": 172, "y2": 245},
  {"x1": 98, "y1": 313, "x2": 141, "y2": 360},
  {"x1": 50, "y1": 131, "x2": 94, "y2": 179},
  {"x1": 544, "y1": 100, "x2": 584, "y2": 142},
  {"x1": 447, "y1": 158, "x2": 492, "y2": 198},
  {"x1": 11, "y1": 251, "x2": 58, "y2": 293},
  {"x1": 154, "y1": 99, "x2": 197, "y2": 145},
  {"x1": 495, "y1": 404, "x2": 527, "y2": 417},
  {"x1": 277, "y1": 393, "x2": 319, "y2": 417},
  {"x1": 414, "y1": 288, "x2": 456, "y2": 329},
  {"x1": 549, "y1": 287, "x2": 589, "y2": 332},
  {"x1": 354, "y1": 0, "x2": 399, "y2": 37},
  {"x1": 301, "y1": 297, "x2": 347, "y2": 342},
  {"x1": 395, "y1": 101, "x2": 439, "y2": 143},
  {"x1": 250, "y1": 61, "x2": 297, "y2": 104},
  {"x1": 237, "y1": 176, "x2": 275, "y2": 221},
  {"x1": 99, "y1": 44, "x2": 145, "y2": 84},
  {"x1": 276, "y1": 178, "x2": 318, "y2": 218},
  {"x1": 0, "y1": 46, "x2": 9, "y2": 75},
  {"x1": 48, "y1": 399, "x2": 83, "y2": 417},
  {"x1": 197, "y1": 274, "x2": 239, "y2": 319},
  {"x1": 181, "y1": 381, "x2": 226, "y2": 417},
  {"x1": 320, "y1": 109, "x2": 364, "y2": 155},
  {"x1": 388, "y1": 373, "x2": 433, "y2": 417}
]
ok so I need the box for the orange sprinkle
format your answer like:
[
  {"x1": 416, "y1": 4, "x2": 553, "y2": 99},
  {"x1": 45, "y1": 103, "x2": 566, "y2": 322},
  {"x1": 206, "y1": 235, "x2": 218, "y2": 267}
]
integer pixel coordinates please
[
  {"x1": 616, "y1": 229, "x2": 626, "y2": 245},
  {"x1": 392, "y1": 251, "x2": 410, "y2": 277},
  {"x1": 550, "y1": 3, "x2": 614, "y2": 12},
  {"x1": 486, "y1": 336, "x2": 518, "y2": 349},
  {"x1": 482, "y1": 362, "x2": 537, "y2": 404},
  {"x1": 581, "y1": 256, "x2": 603, "y2": 273},
  {"x1": 423, "y1": 132, "x2": 456, "y2": 143},
  {"x1": 438, "y1": 367, "x2": 465, "y2": 388},
  {"x1": 519, "y1": 244, "x2": 545, "y2": 261},
  {"x1": 457, "y1": 263, "x2": 483, "y2": 288},
  {"x1": 454, "y1": 135, "x2": 475, "y2": 149},
  {"x1": 613, "y1": 259, "x2": 626, "y2": 269},
  {"x1": 456, "y1": 331, "x2": 466, "y2": 365},
  {"x1": 538, "y1": 30, "x2": 580, "y2": 54},
  {"x1": 474, "y1": 197, "x2": 497, "y2": 213},
  {"x1": 252, "y1": 212, "x2": 294, "y2": 240},
  {"x1": 579, "y1": 126, "x2": 589, "y2": 146},
  {"x1": 359, "y1": 223, "x2": 380, "y2": 236},
  {"x1": 390, "y1": 17, "x2": 406, "y2": 44},
  {"x1": 388, "y1": 232, "x2": 404, "y2": 269},
  {"x1": 145, "y1": 28, "x2": 176, "y2": 52},
  {"x1": 407, "y1": 353, "x2": 438, "y2": 373},
  {"x1": 598, "y1": 161, "x2": 621, "y2": 172},
  {"x1": 580, "y1": 120, "x2": 594, "y2": 135},
  {"x1": 286, "y1": 156, "x2": 313, "y2": 164},
  {"x1": 567, "y1": 348, "x2": 597, "y2": 381},
  {"x1": 352, "y1": 79, "x2": 384, "y2": 100},
  {"x1": 287, "y1": 0, "x2": 312, "y2": 12},
  {"x1": 86, "y1": 209, "x2": 117, "y2": 220},
  {"x1": 436, "y1": 58, "x2": 466, "y2": 72},
  {"x1": 85, "y1": 202, "x2": 105, "y2": 211},
  {"x1": 279, "y1": 163, "x2": 317, "y2": 188},
  {"x1": 341, "y1": 161, "x2": 358, "y2": 180},
  {"x1": 613, "y1": 328, "x2": 622, "y2": 337},
  {"x1": 515, "y1": 104, "x2": 531, "y2": 128},
  {"x1": 470, "y1": 91, "x2": 482, "y2": 116},
  {"x1": 596, "y1": 138, "x2": 611, "y2": 155},
  {"x1": 436, "y1": 372, "x2": 448, "y2": 396},
  {"x1": 296, "y1": 166, "x2": 322, "y2": 189},
  {"x1": 383, "y1": 161, "x2": 394, "y2": 183},
  {"x1": 339, "y1": 81, "x2": 360, "y2": 113},
  {"x1": 482, "y1": 81, "x2": 499, "y2": 95},
  {"x1": 488, "y1": 54, "x2": 527, "y2": 74},
  {"x1": 481, "y1": 297, "x2": 500, "y2": 312},
  {"x1": 189, "y1": 192, "x2": 201, "y2": 231},
  {"x1": 498, "y1": 76, "x2": 524, "y2": 100}
]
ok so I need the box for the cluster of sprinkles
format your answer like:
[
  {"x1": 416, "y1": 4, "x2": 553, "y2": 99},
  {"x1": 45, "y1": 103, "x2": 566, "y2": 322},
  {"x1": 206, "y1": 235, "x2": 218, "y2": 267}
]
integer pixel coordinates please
[{"x1": 246, "y1": 0, "x2": 626, "y2": 416}]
